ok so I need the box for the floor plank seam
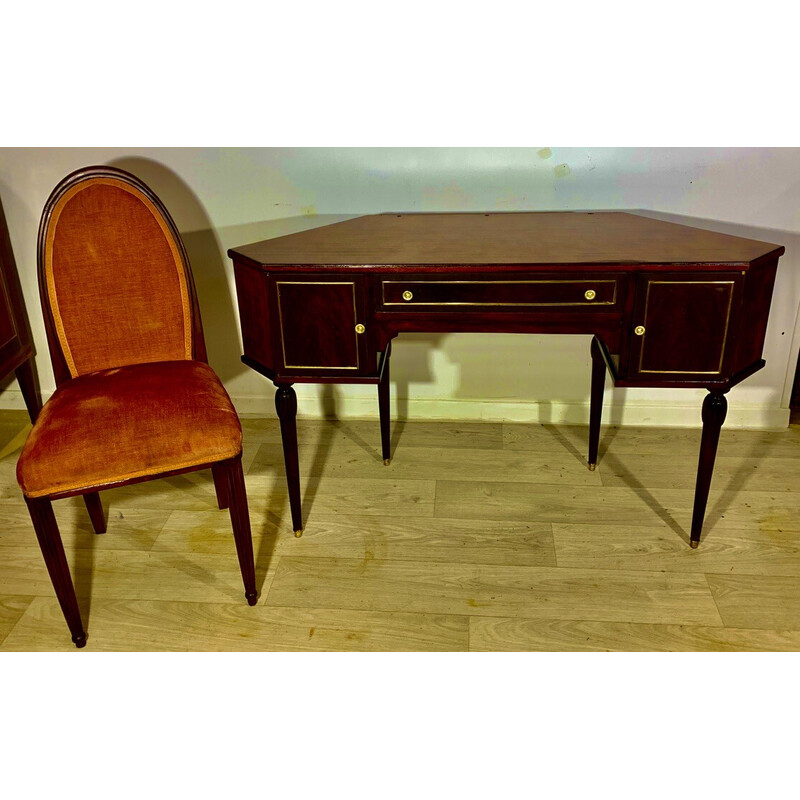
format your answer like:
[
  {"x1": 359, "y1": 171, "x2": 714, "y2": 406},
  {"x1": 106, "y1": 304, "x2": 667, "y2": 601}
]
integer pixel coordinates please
[{"x1": 703, "y1": 573, "x2": 727, "y2": 628}]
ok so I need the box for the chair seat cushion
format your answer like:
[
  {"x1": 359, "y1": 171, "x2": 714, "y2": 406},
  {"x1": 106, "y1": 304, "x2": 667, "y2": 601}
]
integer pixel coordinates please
[{"x1": 17, "y1": 361, "x2": 242, "y2": 498}]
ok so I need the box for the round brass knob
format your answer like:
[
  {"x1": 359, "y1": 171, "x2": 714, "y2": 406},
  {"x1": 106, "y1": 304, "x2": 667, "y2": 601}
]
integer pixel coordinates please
[
  {"x1": 634, "y1": 325, "x2": 646, "y2": 336},
  {"x1": 402, "y1": 290, "x2": 413, "y2": 301},
  {"x1": 584, "y1": 289, "x2": 596, "y2": 300},
  {"x1": 355, "y1": 323, "x2": 366, "y2": 334}
]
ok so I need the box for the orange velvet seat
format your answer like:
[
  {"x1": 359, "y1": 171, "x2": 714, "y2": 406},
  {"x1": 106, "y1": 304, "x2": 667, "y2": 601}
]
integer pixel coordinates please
[
  {"x1": 17, "y1": 360, "x2": 242, "y2": 499},
  {"x1": 18, "y1": 165, "x2": 257, "y2": 648}
]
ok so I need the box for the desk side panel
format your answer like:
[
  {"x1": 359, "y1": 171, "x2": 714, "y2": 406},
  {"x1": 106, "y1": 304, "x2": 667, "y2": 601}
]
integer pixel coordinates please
[
  {"x1": 729, "y1": 256, "x2": 779, "y2": 375},
  {"x1": 232, "y1": 260, "x2": 274, "y2": 373}
]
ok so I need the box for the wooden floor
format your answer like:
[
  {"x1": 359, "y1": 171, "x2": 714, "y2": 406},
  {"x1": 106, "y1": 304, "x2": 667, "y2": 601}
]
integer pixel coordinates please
[{"x1": 1, "y1": 408, "x2": 799, "y2": 651}]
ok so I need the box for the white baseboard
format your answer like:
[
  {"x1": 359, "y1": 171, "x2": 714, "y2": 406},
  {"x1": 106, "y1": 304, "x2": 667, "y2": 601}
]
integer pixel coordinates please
[
  {"x1": 230, "y1": 393, "x2": 791, "y2": 430},
  {"x1": 1, "y1": 388, "x2": 790, "y2": 430}
]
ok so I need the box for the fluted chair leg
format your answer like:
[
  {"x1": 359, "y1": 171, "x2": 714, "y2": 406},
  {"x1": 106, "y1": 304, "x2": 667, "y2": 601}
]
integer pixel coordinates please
[
  {"x1": 211, "y1": 463, "x2": 230, "y2": 509},
  {"x1": 83, "y1": 492, "x2": 106, "y2": 533},
  {"x1": 223, "y1": 457, "x2": 258, "y2": 605},
  {"x1": 25, "y1": 497, "x2": 87, "y2": 648}
]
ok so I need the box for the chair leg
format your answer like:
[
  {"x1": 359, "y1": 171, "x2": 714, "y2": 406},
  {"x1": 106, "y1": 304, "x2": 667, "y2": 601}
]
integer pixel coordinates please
[
  {"x1": 378, "y1": 342, "x2": 392, "y2": 465},
  {"x1": 588, "y1": 336, "x2": 606, "y2": 471},
  {"x1": 222, "y1": 457, "x2": 258, "y2": 606},
  {"x1": 25, "y1": 496, "x2": 87, "y2": 648},
  {"x1": 211, "y1": 463, "x2": 229, "y2": 509},
  {"x1": 83, "y1": 492, "x2": 106, "y2": 533}
]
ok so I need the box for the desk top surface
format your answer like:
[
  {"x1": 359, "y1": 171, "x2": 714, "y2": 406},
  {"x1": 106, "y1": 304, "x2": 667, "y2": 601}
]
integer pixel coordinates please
[{"x1": 229, "y1": 211, "x2": 784, "y2": 270}]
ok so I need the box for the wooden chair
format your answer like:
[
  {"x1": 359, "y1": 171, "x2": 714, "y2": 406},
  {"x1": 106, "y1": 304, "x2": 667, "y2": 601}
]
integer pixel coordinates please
[{"x1": 16, "y1": 166, "x2": 257, "y2": 648}]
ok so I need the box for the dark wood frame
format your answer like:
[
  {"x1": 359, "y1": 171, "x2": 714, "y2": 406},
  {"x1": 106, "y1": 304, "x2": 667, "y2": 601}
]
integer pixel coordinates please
[
  {"x1": 229, "y1": 212, "x2": 785, "y2": 550},
  {"x1": 0, "y1": 193, "x2": 42, "y2": 422},
  {"x1": 27, "y1": 166, "x2": 256, "y2": 648}
]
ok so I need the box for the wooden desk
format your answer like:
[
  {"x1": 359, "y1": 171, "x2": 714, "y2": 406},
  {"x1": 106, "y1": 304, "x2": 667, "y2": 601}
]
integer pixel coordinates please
[{"x1": 229, "y1": 212, "x2": 784, "y2": 547}]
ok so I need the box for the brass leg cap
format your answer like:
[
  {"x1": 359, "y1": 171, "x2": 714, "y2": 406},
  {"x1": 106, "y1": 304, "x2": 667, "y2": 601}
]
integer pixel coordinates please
[
  {"x1": 383, "y1": 459, "x2": 391, "y2": 466},
  {"x1": 690, "y1": 540, "x2": 699, "y2": 549},
  {"x1": 294, "y1": 529, "x2": 303, "y2": 538},
  {"x1": 588, "y1": 463, "x2": 596, "y2": 471}
]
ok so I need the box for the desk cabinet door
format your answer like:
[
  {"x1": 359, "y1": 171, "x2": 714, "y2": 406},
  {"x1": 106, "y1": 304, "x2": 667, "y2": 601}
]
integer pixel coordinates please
[
  {"x1": 625, "y1": 272, "x2": 743, "y2": 381},
  {"x1": 270, "y1": 275, "x2": 370, "y2": 375}
]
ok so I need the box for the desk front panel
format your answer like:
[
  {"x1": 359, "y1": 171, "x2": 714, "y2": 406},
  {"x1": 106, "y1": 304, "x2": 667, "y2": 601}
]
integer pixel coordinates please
[{"x1": 379, "y1": 273, "x2": 623, "y2": 311}]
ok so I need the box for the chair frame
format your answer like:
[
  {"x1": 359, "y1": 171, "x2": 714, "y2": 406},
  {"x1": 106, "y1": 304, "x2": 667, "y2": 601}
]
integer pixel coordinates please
[{"x1": 26, "y1": 166, "x2": 257, "y2": 648}]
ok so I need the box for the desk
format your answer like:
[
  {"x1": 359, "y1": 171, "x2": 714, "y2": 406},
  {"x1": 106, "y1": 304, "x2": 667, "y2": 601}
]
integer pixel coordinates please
[{"x1": 229, "y1": 212, "x2": 784, "y2": 547}]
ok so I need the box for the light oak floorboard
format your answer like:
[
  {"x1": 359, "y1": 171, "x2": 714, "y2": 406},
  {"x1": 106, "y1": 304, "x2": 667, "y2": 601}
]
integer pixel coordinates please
[
  {"x1": 503, "y1": 422, "x2": 800, "y2": 459},
  {"x1": 1, "y1": 597, "x2": 468, "y2": 652},
  {"x1": 3, "y1": 410, "x2": 799, "y2": 651},
  {"x1": 156, "y1": 510, "x2": 556, "y2": 567},
  {"x1": 0, "y1": 546, "x2": 264, "y2": 604},
  {"x1": 552, "y1": 522, "x2": 800, "y2": 576},
  {"x1": 435, "y1": 481, "x2": 800, "y2": 536},
  {"x1": 706, "y1": 574, "x2": 800, "y2": 630},
  {"x1": 242, "y1": 418, "x2": 504, "y2": 451},
  {"x1": 266, "y1": 557, "x2": 723, "y2": 625},
  {"x1": 599, "y1": 453, "x2": 800, "y2": 493},
  {"x1": 243, "y1": 475, "x2": 436, "y2": 521},
  {"x1": 248, "y1": 441, "x2": 602, "y2": 486},
  {"x1": 0, "y1": 501, "x2": 172, "y2": 552},
  {"x1": 0, "y1": 595, "x2": 34, "y2": 645},
  {"x1": 469, "y1": 617, "x2": 800, "y2": 652}
]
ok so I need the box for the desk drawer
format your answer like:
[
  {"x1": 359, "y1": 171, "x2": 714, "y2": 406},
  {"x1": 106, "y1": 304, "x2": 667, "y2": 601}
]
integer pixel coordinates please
[{"x1": 380, "y1": 277, "x2": 620, "y2": 310}]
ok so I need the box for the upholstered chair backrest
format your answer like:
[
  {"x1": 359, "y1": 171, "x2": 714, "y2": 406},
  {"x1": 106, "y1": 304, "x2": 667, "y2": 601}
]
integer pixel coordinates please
[{"x1": 38, "y1": 167, "x2": 200, "y2": 380}]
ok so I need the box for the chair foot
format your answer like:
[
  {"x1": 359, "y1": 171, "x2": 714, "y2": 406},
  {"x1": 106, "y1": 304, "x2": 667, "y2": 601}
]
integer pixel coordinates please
[
  {"x1": 72, "y1": 632, "x2": 87, "y2": 648},
  {"x1": 245, "y1": 591, "x2": 258, "y2": 606},
  {"x1": 588, "y1": 463, "x2": 596, "y2": 472},
  {"x1": 294, "y1": 529, "x2": 303, "y2": 538},
  {"x1": 690, "y1": 539, "x2": 699, "y2": 549},
  {"x1": 383, "y1": 459, "x2": 391, "y2": 466}
]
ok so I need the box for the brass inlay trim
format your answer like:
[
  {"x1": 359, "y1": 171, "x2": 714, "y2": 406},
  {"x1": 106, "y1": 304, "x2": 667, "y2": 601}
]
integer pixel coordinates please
[
  {"x1": 276, "y1": 281, "x2": 360, "y2": 370},
  {"x1": 637, "y1": 280, "x2": 735, "y2": 375},
  {"x1": 382, "y1": 280, "x2": 618, "y2": 307}
]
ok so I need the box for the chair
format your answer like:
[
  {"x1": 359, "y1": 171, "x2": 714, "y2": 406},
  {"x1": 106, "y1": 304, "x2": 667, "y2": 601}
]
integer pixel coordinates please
[{"x1": 16, "y1": 166, "x2": 257, "y2": 648}]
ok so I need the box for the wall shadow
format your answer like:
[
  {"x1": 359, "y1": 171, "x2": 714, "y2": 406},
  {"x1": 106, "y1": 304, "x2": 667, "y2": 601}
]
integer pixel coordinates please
[{"x1": 108, "y1": 157, "x2": 246, "y2": 385}]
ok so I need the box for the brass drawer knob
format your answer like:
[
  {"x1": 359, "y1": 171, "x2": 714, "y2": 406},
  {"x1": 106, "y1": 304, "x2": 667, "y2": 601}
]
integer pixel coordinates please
[
  {"x1": 634, "y1": 325, "x2": 646, "y2": 336},
  {"x1": 355, "y1": 323, "x2": 366, "y2": 334},
  {"x1": 402, "y1": 290, "x2": 414, "y2": 301},
  {"x1": 584, "y1": 289, "x2": 596, "y2": 300}
]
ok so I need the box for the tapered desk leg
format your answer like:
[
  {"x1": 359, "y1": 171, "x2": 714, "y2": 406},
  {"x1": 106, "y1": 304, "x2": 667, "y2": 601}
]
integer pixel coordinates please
[
  {"x1": 275, "y1": 383, "x2": 303, "y2": 536},
  {"x1": 15, "y1": 358, "x2": 42, "y2": 423},
  {"x1": 25, "y1": 496, "x2": 87, "y2": 648},
  {"x1": 379, "y1": 342, "x2": 392, "y2": 465},
  {"x1": 690, "y1": 391, "x2": 728, "y2": 549},
  {"x1": 588, "y1": 336, "x2": 605, "y2": 471}
]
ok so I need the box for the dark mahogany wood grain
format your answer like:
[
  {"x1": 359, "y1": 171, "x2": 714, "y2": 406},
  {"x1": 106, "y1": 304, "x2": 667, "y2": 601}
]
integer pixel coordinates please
[
  {"x1": 691, "y1": 392, "x2": 728, "y2": 547},
  {"x1": 588, "y1": 336, "x2": 606, "y2": 470},
  {"x1": 26, "y1": 496, "x2": 87, "y2": 647},
  {"x1": 380, "y1": 275, "x2": 621, "y2": 309},
  {"x1": 229, "y1": 212, "x2": 783, "y2": 270},
  {"x1": 273, "y1": 278, "x2": 362, "y2": 370},
  {"x1": 230, "y1": 211, "x2": 785, "y2": 549},
  {"x1": 0, "y1": 194, "x2": 41, "y2": 421},
  {"x1": 274, "y1": 383, "x2": 303, "y2": 535},
  {"x1": 629, "y1": 273, "x2": 743, "y2": 378}
]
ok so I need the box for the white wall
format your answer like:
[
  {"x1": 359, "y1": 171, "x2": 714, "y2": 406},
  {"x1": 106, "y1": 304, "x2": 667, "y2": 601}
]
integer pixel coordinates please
[{"x1": 1, "y1": 147, "x2": 798, "y2": 428}]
